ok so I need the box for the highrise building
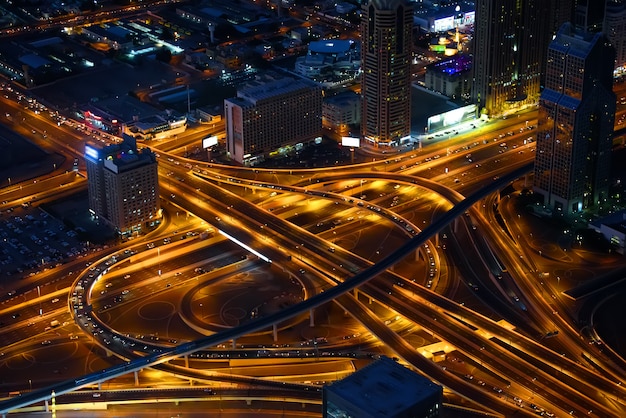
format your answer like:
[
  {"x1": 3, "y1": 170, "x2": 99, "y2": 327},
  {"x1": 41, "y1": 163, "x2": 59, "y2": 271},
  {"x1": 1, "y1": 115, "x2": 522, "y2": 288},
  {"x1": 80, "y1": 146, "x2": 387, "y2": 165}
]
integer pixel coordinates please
[
  {"x1": 85, "y1": 135, "x2": 160, "y2": 235},
  {"x1": 604, "y1": 0, "x2": 626, "y2": 70},
  {"x1": 533, "y1": 22, "x2": 615, "y2": 214},
  {"x1": 360, "y1": 0, "x2": 413, "y2": 147},
  {"x1": 224, "y1": 74, "x2": 322, "y2": 165},
  {"x1": 574, "y1": 0, "x2": 606, "y2": 33},
  {"x1": 471, "y1": 0, "x2": 555, "y2": 116},
  {"x1": 549, "y1": 0, "x2": 576, "y2": 34}
]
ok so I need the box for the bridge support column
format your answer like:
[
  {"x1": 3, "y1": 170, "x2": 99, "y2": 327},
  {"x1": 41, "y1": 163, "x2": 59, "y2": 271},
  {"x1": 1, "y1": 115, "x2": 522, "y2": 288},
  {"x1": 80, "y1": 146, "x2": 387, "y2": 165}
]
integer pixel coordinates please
[
  {"x1": 309, "y1": 309, "x2": 314, "y2": 327},
  {"x1": 98, "y1": 382, "x2": 102, "y2": 390},
  {"x1": 44, "y1": 400, "x2": 49, "y2": 412},
  {"x1": 246, "y1": 399, "x2": 252, "y2": 406},
  {"x1": 415, "y1": 248, "x2": 420, "y2": 261},
  {"x1": 453, "y1": 217, "x2": 459, "y2": 233},
  {"x1": 273, "y1": 323, "x2": 278, "y2": 342},
  {"x1": 231, "y1": 339, "x2": 236, "y2": 349},
  {"x1": 184, "y1": 355, "x2": 189, "y2": 368},
  {"x1": 435, "y1": 233, "x2": 439, "y2": 248},
  {"x1": 134, "y1": 371, "x2": 139, "y2": 386},
  {"x1": 353, "y1": 288, "x2": 358, "y2": 298},
  {"x1": 389, "y1": 264, "x2": 394, "y2": 271}
]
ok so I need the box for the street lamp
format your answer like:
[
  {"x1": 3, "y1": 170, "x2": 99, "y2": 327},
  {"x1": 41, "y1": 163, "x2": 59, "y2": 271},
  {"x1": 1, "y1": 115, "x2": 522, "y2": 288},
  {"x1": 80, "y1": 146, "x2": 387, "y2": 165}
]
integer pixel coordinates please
[{"x1": 296, "y1": 244, "x2": 303, "y2": 260}]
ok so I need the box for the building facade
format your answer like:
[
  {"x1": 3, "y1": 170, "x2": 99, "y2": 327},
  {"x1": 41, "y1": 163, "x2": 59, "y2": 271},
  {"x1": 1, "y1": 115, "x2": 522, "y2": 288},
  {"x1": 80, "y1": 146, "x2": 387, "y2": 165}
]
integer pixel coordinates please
[
  {"x1": 471, "y1": 0, "x2": 555, "y2": 117},
  {"x1": 574, "y1": 0, "x2": 606, "y2": 33},
  {"x1": 224, "y1": 74, "x2": 322, "y2": 165},
  {"x1": 322, "y1": 90, "x2": 361, "y2": 135},
  {"x1": 85, "y1": 135, "x2": 160, "y2": 234},
  {"x1": 604, "y1": 0, "x2": 626, "y2": 71},
  {"x1": 533, "y1": 22, "x2": 615, "y2": 215},
  {"x1": 360, "y1": 0, "x2": 413, "y2": 147}
]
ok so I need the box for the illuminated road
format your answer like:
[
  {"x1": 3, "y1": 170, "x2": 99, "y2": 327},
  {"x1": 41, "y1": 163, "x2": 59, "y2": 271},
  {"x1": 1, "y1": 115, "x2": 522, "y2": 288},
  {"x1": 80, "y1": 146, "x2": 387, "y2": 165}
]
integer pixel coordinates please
[{"x1": 1, "y1": 73, "x2": 626, "y2": 417}]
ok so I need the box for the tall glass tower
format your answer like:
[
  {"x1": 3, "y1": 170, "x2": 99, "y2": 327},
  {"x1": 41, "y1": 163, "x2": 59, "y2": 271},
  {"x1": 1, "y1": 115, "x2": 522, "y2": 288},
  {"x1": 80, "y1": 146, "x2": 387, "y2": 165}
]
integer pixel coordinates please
[
  {"x1": 360, "y1": 0, "x2": 413, "y2": 147},
  {"x1": 604, "y1": 0, "x2": 626, "y2": 71},
  {"x1": 533, "y1": 22, "x2": 616, "y2": 214},
  {"x1": 472, "y1": 0, "x2": 558, "y2": 117}
]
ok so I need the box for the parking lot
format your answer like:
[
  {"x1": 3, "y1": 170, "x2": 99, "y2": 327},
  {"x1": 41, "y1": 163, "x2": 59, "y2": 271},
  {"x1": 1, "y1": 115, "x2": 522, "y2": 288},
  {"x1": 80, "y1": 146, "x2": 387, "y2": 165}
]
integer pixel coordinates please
[{"x1": 0, "y1": 204, "x2": 91, "y2": 279}]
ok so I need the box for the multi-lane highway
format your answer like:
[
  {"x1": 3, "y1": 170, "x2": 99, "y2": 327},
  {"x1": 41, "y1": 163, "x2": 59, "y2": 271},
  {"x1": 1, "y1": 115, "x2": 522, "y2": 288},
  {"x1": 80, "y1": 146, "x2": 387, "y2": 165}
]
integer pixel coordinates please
[{"x1": 2, "y1": 73, "x2": 626, "y2": 418}]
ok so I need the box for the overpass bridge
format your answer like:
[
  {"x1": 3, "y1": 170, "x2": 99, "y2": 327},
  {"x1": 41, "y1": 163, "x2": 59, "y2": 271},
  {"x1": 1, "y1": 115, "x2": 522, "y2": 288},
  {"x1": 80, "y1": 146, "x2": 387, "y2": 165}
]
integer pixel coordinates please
[{"x1": 0, "y1": 163, "x2": 533, "y2": 415}]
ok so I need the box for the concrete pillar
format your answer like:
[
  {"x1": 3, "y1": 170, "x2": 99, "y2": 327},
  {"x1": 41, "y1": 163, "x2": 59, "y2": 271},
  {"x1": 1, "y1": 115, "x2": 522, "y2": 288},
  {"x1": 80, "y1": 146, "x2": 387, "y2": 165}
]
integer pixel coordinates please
[
  {"x1": 453, "y1": 217, "x2": 459, "y2": 233},
  {"x1": 309, "y1": 309, "x2": 314, "y2": 327},
  {"x1": 184, "y1": 355, "x2": 189, "y2": 368},
  {"x1": 98, "y1": 382, "x2": 102, "y2": 390},
  {"x1": 273, "y1": 323, "x2": 278, "y2": 342},
  {"x1": 134, "y1": 370, "x2": 139, "y2": 386},
  {"x1": 246, "y1": 399, "x2": 252, "y2": 406},
  {"x1": 415, "y1": 248, "x2": 420, "y2": 261},
  {"x1": 231, "y1": 339, "x2": 236, "y2": 349},
  {"x1": 44, "y1": 400, "x2": 49, "y2": 412}
]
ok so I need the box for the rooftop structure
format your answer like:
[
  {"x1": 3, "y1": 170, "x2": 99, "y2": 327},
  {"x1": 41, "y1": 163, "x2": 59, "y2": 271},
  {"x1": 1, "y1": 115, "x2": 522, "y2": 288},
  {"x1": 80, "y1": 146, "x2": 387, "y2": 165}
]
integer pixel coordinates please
[{"x1": 323, "y1": 356, "x2": 443, "y2": 418}]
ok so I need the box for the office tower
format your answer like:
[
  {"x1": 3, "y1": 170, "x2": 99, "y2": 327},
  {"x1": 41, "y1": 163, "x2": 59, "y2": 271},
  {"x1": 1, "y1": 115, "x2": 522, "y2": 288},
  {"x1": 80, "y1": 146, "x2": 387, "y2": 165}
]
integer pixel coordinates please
[
  {"x1": 224, "y1": 74, "x2": 322, "y2": 165},
  {"x1": 323, "y1": 356, "x2": 443, "y2": 418},
  {"x1": 472, "y1": 0, "x2": 553, "y2": 117},
  {"x1": 85, "y1": 135, "x2": 160, "y2": 234},
  {"x1": 549, "y1": 0, "x2": 576, "y2": 33},
  {"x1": 574, "y1": 0, "x2": 606, "y2": 32},
  {"x1": 604, "y1": 0, "x2": 626, "y2": 70},
  {"x1": 360, "y1": 0, "x2": 413, "y2": 147},
  {"x1": 533, "y1": 22, "x2": 615, "y2": 214}
]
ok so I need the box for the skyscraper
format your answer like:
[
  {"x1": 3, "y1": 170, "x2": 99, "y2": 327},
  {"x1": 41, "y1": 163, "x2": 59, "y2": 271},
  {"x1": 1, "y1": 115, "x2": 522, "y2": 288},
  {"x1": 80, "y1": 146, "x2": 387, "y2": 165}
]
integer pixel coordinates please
[
  {"x1": 471, "y1": 0, "x2": 554, "y2": 116},
  {"x1": 533, "y1": 22, "x2": 615, "y2": 214},
  {"x1": 574, "y1": 0, "x2": 606, "y2": 33},
  {"x1": 360, "y1": 0, "x2": 412, "y2": 147},
  {"x1": 604, "y1": 0, "x2": 626, "y2": 70},
  {"x1": 85, "y1": 135, "x2": 161, "y2": 234}
]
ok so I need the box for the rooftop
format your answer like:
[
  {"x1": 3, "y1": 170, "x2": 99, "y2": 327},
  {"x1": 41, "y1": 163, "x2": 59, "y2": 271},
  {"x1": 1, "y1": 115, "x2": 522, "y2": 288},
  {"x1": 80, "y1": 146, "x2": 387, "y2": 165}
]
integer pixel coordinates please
[{"x1": 325, "y1": 356, "x2": 442, "y2": 416}]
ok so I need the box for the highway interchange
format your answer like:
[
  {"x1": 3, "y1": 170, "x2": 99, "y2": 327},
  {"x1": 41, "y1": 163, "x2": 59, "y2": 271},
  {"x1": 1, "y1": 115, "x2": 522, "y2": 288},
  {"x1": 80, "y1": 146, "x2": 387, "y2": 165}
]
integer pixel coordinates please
[{"x1": 1, "y1": 46, "x2": 626, "y2": 418}]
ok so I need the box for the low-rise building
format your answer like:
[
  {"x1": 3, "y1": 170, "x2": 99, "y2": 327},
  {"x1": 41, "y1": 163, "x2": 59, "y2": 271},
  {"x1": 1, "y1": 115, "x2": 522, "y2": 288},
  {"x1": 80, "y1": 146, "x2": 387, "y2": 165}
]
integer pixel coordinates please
[
  {"x1": 295, "y1": 39, "x2": 360, "y2": 82},
  {"x1": 424, "y1": 55, "x2": 472, "y2": 100},
  {"x1": 323, "y1": 356, "x2": 443, "y2": 418},
  {"x1": 322, "y1": 90, "x2": 360, "y2": 135}
]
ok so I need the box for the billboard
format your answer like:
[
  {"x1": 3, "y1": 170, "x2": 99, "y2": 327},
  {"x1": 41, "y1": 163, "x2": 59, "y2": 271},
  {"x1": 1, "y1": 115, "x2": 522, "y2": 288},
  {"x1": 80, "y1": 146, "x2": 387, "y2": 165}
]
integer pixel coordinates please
[
  {"x1": 427, "y1": 104, "x2": 476, "y2": 133},
  {"x1": 84, "y1": 145, "x2": 99, "y2": 161},
  {"x1": 202, "y1": 136, "x2": 218, "y2": 148},
  {"x1": 341, "y1": 136, "x2": 360, "y2": 148}
]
